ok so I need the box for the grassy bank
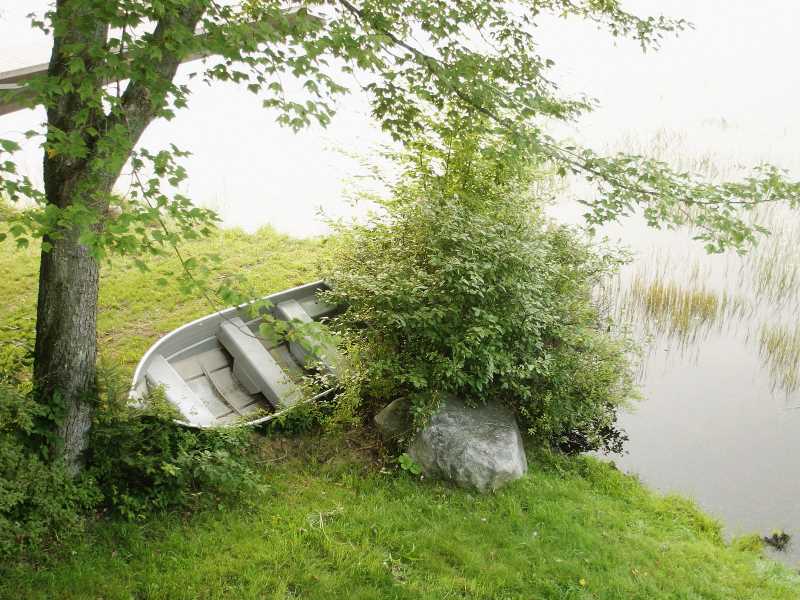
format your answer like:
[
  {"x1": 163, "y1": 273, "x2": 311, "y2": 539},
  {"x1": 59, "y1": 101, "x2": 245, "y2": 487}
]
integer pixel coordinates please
[
  {"x1": 1, "y1": 228, "x2": 798, "y2": 599},
  {"x1": 2, "y1": 436, "x2": 798, "y2": 599},
  {"x1": 0, "y1": 226, "x2": 324, "y2": 381}
]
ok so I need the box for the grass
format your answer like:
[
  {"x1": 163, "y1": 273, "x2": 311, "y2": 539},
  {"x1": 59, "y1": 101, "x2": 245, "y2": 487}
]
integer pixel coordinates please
[
  {"x1": 759, "y1": 322, "x2": 800, "y2": 394},
  {"x1": 604, "y1": 253, "x2": 752, "y2": 354},
  {"x1": 0, "y1": 225, "x2": 325, "y2": 382},
  {"x1": 1, "y1": 221, "x2": 799, "y2": 598},
  {"x1": 599, "y1": 198, "x2": 800, "y2": 392},
  {"x1": 598, "y1": 131, "x2": 800, "y2": 354},
  {"x1": 1, "y1": 436, "x2": 798, "y2": 600},
  {"x1": 630, "y1": 273, "x2": 720, "y2": 339},
  {"x1": 742, "y1": 204, "x2": 800, "y2": 308}
]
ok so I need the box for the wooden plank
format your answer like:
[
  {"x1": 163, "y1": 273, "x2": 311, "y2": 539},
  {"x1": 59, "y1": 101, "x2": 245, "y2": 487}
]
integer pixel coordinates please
[
  {"x1": 0, "y1": 84, "x2": 31, "y2": 117},
  {"x1": 0, "y1": 63, "x2": 49, "y2": 85}
]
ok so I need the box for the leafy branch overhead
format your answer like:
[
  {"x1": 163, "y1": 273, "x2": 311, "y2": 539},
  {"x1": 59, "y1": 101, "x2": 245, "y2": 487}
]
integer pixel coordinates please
[{"x1": 0, "y1": 0, "x2": 798, "y2": 254}]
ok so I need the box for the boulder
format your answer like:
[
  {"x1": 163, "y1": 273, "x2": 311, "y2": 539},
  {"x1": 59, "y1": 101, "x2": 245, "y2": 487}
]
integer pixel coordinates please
[{"x1": 408, "y1": 396, "x2": 527, "y2": 493}]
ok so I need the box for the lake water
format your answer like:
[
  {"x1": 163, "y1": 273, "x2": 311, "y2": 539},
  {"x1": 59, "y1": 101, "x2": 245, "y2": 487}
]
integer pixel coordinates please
[
  {"x1": 3, "y1": 0, "x2": 800, "y2": 566},
  {"x1": 551, "y1": 137, "x2": 800, "y2": 565},
  {"x1": 548, "y1": 111, "x2": 800, "y2": 564}
]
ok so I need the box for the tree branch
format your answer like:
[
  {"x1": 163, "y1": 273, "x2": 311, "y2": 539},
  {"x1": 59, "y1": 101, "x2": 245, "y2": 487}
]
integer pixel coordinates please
[
  {"x1": 111, "y1": 5, "x2": 207, "y2": 154},
  {"x1": 337, "y1": 0, "x2": 776, "y2": 213}
]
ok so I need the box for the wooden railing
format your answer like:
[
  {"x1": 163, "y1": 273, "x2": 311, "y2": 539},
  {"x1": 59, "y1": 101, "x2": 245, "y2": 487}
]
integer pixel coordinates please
[
  {"x1": 0, "y1": 63, "x2": 49, "y2": 116},
  {"x1": 0, "y1": 8, "x2": 321, "y2": 117}
]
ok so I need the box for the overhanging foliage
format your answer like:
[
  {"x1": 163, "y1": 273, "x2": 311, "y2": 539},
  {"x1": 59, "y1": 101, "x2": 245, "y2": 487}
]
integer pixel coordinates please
[{"x1": 0, "y1": 1, "x2": 796, "y2": 257}]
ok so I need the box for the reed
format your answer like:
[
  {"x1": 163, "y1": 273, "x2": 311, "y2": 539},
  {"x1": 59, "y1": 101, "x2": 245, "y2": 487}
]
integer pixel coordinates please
[
  {"x1": 740, "y1": 204, "x2": 800, "y2": 307},
  {"x1": 587, "y1": 127, "x2": 800, "y2": 392},
  {"x1": 759, "y1": 323, "x2": 800, "y2": 394},
  {"x1": 629, "y1": 272, "x2": 720, "y2": 340}
]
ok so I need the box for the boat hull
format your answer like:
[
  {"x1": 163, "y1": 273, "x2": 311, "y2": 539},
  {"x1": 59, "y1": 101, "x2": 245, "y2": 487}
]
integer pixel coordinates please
[{"x1": 130, "y1": 280, "x2": 334, "y2": 427}]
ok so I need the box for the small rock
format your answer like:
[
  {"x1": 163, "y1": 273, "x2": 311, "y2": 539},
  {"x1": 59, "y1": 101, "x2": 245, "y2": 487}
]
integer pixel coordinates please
[
  {"x1": 763, "y1": 530, "x2": 791, "y2": 551},
  {"x1": 374, "y1": 398, "x2": 413, "y2": 442},
  {"x1": 408, "y1": 396, "x2": 527, "y2": 493}
]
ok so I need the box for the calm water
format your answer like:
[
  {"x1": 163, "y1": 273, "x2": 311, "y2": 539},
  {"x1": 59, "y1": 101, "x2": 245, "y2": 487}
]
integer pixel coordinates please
[
  {"x1": 591, "y1": 211, "x2": 800, "y2": 566},
  {"x1": 551, "y1": 123, "x2": 800, "y2": 564},
  {"x1": 4, "y1": 0, "x2": 800, "y2": 565}
]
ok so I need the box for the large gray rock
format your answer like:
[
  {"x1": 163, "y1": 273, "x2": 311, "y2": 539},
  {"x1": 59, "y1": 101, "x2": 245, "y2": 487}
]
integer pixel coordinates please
[{"x1": 408, "y1": 397, "x2": 527, "y2": 493}]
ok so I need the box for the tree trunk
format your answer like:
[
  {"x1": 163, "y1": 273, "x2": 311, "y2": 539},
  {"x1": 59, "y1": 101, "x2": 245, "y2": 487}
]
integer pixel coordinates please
[
  {"x1": 31, "y1": 1, "x2": 205, "y2": 473},
  {"x1": 34, "y1": 229, "x2": 100, "y2": 473},
  {"x1": 32, "y1": 1, "x2": 110, "y2": 474}
]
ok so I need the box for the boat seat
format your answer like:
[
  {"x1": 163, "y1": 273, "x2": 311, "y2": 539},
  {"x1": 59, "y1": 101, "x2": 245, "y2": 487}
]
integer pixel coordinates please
[
  {"x1": 298, "y1": 295, "x2": 338, "y2": 320},
  {"x1": 216, "y1": 317, "x2": 301, "y2": 409},
  {"x1": 145, "y1": 354, "x2": 216, "y2": 427},
  {"x1": 275, "y1": 299, "x2": 340, "y2": 374}
]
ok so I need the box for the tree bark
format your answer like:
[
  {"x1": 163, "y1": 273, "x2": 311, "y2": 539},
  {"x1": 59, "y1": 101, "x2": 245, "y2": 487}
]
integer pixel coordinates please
[
  {"x1": 32, "y1": 0, "x2": 109, "y2": 473},
  {"x1": 31, "y1": 2, "x2": 205, "y2": 473},
  {"x1": 33, "y1": 230, "x2": 99, "y2": 473}
]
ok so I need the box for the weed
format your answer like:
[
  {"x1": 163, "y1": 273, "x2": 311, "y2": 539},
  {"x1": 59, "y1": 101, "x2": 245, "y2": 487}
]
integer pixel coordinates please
[{"x1": 397, "y1": 453, "x2": 422, "y2": 475}]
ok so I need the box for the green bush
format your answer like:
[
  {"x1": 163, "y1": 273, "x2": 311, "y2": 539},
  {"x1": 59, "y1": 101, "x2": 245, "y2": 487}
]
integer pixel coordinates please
[
  {"x1": 324, "y1": 133, "x2": 637, "y2": 453},
  {"x1": 0, "y1": 369, "x2": 267, "y2": 558},
  {"x1": 87, "y1": 379, "x2": 265, "y2": 520},
  {"x1": 0, "y1": 384, "x2": 97, "y2": 558}
]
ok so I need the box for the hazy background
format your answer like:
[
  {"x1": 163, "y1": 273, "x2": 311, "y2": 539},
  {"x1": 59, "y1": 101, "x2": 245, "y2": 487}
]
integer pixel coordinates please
[{"x1": 2, "y1": 1, "x2": 799, "y2": 234}]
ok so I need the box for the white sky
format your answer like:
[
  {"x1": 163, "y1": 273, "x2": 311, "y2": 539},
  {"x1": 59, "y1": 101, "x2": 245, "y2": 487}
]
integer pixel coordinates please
[{"x1": 1, "y1": 1, "x2": 799, "y2": 235}]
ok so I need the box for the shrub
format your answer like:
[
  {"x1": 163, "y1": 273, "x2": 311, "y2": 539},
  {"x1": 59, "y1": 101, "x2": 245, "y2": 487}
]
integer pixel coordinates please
[
  {"x1": 1, "y1": 367, "x2": 268, "y2": 560},
  {"x1": 0, "y1": 384, "x2": 97, "y2": 558},
  {"x1": 86, "y1": 377, "x2": 265, "y2": 520},
  {"x1": 323, "y1": 133, "x2": 637, "y2": 453}
]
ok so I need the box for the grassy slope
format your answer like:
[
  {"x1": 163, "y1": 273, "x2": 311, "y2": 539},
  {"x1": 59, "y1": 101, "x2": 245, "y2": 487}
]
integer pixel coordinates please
[
  {"x1": 0, "y1": 227, "x2": 323, "y2": 380},
  {"x1": 2, "y1": 440, "x2": 798, "y2": 600},
  {"x1": 0, "y1": 228, "x2": 798, "y2": 599}
]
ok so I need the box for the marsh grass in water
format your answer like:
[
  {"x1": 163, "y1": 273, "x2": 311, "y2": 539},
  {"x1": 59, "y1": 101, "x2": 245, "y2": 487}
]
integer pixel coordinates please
[
  {"x1": 740, "y1": 204, "x2": 800, "y2": 308},
  {"x1": 631, "y1": 274, "x2": 719, "y2": 340},
  {"x1": 603, "y1": 254, "x2": 751, "y2": 353},
  {"x1": 758, "y1": 323, "x2": 800, "y2": 395},
  {"x1": 589, "y1": 129, "x2": 800, "y2": 394}
]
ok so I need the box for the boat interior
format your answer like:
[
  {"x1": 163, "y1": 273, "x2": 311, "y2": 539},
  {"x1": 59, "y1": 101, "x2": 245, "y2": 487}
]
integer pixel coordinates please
[{"x1": 134, "y1": 282, "x2": 337, "y2": 427}]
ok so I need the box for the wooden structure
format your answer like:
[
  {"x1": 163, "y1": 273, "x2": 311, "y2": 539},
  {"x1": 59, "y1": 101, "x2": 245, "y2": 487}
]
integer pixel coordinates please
[
  {"x1": 0, "y1": 9, "x2": 319, "y2": 117},
  {"x1": 0, "y1": 63, "x2": 46, "y2": 116},
  {"x1": 0, "y1": 49, "x2": 211, "y2": 117}
]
